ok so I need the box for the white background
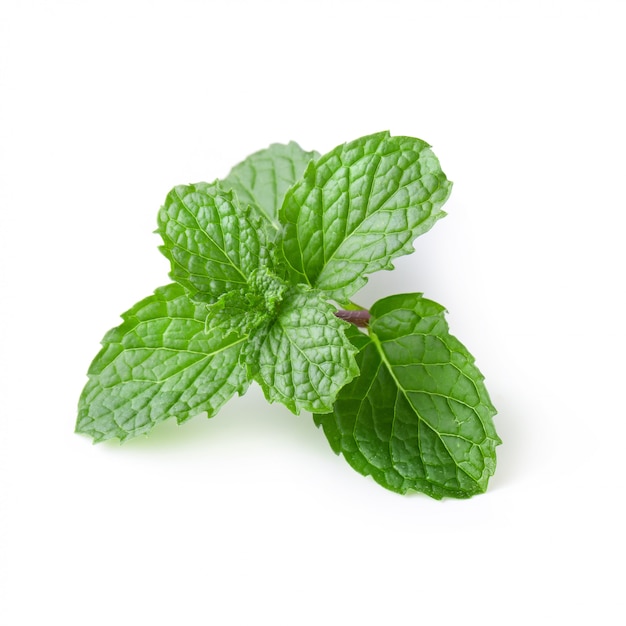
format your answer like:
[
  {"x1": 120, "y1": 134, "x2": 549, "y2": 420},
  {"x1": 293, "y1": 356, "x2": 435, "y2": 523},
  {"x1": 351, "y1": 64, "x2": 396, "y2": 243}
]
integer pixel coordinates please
[{"x1": 1, "y1": 1, "x2": 624, "y2": 624}]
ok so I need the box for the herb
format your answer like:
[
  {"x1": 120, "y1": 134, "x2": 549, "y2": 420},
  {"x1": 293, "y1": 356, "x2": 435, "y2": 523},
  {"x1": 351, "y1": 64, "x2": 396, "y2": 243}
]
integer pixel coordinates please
[{"x1": 77, "y1": 131, "x2": 500, "y2": 498}]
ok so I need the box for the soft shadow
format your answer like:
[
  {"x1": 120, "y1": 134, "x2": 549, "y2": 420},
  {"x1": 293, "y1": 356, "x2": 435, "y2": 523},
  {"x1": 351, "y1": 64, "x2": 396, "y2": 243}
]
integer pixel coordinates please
[
  {"x1": 481, "y1": 382, "x2": 528, "y2": 494},
  {"x1": 105, "y1": 384, "x2": 332, "y2": 458}
]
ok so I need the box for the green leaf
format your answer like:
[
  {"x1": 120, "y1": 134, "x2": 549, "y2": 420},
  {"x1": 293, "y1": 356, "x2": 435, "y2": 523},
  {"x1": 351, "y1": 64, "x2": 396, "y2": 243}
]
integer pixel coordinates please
[
  {"x1": 157, "y1": 182, "x2": 270, "y2": 302},
  {"x1": 253, "y1": 286, "x2": 359, "y2": 414},
  {"x1": 76, "y1": 284, "x2": 250, "y2": 443},
  {"x1": 279, "y1": 131, "x2": 452, "y2": 302},
  {"x1": 221, "y1": 141, "x2": 320, "y2": 232},
  {"x1": 314, "y1": 293, "x2": 500, "y2": 498}
]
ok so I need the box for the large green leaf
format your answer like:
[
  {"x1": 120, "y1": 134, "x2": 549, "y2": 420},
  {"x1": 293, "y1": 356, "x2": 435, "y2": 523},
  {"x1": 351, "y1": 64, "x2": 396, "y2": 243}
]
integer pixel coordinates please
[
  {"x1": 279, "y1": 131, "x2": 452, "y2": 303},
  {"x1": 253, "y1": 286, "x2": 359, "y2": 414},
  {"x1": 221, "y1": 141, "x2": 320, "y2": 231},
  {"x1": 76, "y1": 284, "x2": 249, "y2": 442},
  {"x1": 157, "y1": 182, "x2": 269, "y2": 302},
  {"x1": 314, "y1": 293, "x2": 500, "y2": 498}
]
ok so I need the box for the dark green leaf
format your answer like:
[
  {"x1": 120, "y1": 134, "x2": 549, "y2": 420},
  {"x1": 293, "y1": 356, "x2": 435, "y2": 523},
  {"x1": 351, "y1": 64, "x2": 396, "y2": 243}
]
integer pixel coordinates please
[{"x1": 315, "y1": 293, "x2": 500, "y2": 498}]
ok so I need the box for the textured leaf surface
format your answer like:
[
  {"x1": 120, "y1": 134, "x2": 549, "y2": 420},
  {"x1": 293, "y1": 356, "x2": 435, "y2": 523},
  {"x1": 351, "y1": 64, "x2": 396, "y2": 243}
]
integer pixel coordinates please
[
  {"x1": 254, "y1": 287, "x2": 359, "y2": 414},
  {"x1": 279, "y1": 131, "x2": 452, "y2": 302},
  {"x1": 76, "y1": 284, "x2": 249, "y2": 442},
  {"x1": 158, "y1": 182, "x2": 268, "y2": 302},
  {"x1": 203, "y1": 267, "x2": 289, "y2": 343},
  {"x1": 221, "y1": 141, "x2": 320, "y2": 231},
  {"x1": 314, "y1": 293, "x2": 500, "y2": 498}
]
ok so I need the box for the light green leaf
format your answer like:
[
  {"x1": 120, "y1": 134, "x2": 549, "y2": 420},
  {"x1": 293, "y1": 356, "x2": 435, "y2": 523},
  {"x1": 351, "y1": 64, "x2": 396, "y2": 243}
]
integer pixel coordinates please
[
  {"x1": 157, "y1": 182, "x2": 269, "y2": 302},
  {"x1": 253, "y1": 287, "x2": 359, "y2": 414},
  {"x1": 221, "y1": 141, "x2": 320, "y2": 231},
  {"x1": 76, "y1": 283, "x2": 249, "y2": 443},
  {"x1": 279, "y1": 131, "x2": 452, "y2": 302},
  {"x1": 314, "y1": 293, "x2": 500, "y2": 498}
]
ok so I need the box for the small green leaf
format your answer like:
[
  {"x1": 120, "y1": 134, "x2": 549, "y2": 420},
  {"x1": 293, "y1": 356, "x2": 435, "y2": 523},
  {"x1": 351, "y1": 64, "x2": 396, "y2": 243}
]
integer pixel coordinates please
[
  {"x1": 76, "y1": 284, "x2": 250, "y2": 443},
  {"x1": 204, "y1": 267, "x2": 289, "y2": 340},
  {"x1": 157, "y1": 182, "x2": 269, "y2": 302},
  {"x1": 221, "y1": 141, "x2": 320, "y2": 232},
  {"x1": 314, "y1": 293, "x2": 499, "y2": 498},
  {"x1": 279, "y1": 131, "x2": 452, "y2": 302},
  {"x1": 253, "y1": 286, "x2": 359, "y2": 414}
]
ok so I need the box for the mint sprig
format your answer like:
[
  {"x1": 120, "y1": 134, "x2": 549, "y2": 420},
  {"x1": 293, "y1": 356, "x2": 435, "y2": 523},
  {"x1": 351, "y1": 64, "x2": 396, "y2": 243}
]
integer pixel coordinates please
[{"x1": 77, "y1": 132, "x2": 500, "y2": 498}]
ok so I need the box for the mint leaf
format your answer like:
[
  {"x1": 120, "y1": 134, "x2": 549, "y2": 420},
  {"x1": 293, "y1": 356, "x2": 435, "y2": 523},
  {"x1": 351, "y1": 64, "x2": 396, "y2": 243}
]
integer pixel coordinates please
[
  {"x1": 76, "y1": 284, "x2": 249, "y2": 443},
  {"x1": 279, "y1": 131, "x2": 452, "y2": 302},
  {"x1": 78, "y1": 133, "x2": 499, "y2": 498},
  {"x1": 221, "y1": 142, "x2": 320, "y2": 232},
  {"x1": 157, "y1": 182, "x2": 270, "y2": 302},
  {"x1": 253, "y1": 286, "x2": 359, "y2": 414},
  {"x1": 314, "y1": 293, "x2": 500, "y2": 498}
]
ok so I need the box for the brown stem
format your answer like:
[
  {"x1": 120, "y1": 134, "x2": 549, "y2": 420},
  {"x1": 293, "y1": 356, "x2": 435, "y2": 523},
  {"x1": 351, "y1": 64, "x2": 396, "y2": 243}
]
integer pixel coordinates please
[{"x1": 335, "y1": 309, "x2": 371, "y2": 328}]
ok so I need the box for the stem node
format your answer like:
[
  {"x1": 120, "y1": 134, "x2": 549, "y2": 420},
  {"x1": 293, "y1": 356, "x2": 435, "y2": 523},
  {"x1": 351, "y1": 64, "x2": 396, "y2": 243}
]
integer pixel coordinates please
[{"x1": 335, "y1": 309, "x2": 371, "y2": 328}]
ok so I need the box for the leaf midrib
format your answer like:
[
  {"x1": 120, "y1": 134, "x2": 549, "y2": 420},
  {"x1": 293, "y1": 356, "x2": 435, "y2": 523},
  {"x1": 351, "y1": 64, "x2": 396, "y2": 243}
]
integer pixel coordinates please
[{"x1": 369, "y1": 323, "x2": 481, "y2": 488}]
